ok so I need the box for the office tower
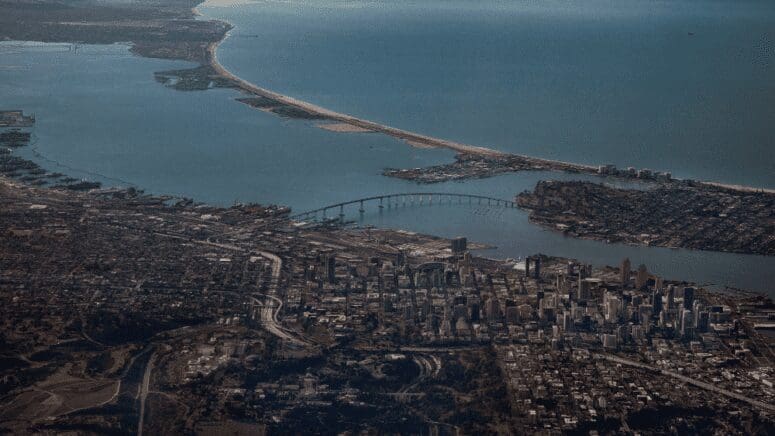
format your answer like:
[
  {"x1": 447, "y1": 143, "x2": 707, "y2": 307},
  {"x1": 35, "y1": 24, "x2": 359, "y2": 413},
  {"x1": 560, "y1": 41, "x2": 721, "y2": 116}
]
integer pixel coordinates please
[
  {"x1": 620, "y1": 257, "x2": 631, "y2": 286},
  {"x1": 681, "y1": 309, "x2": 693, "y2": 338},
  {"x1": 605, "y1": 298, "x2": 620, "y2": 323},
  {"x1": 485, "y1": 297, "x2": 501, "y2": 321},
  {"x1": 325, "y1": 255, "x2": 336, "y2": 284},
  {"x1": 533, "y1": 256, "x2": 541, "y2": 280},
  {"x1": 683, "y1": 287, "x2": 695, "y2": 310},
  {"x1": 561, "y1": 312, "x2": 573, "y2": 331},
  {"x1": 652, "y1": 289, "x2": 663, "y2": 316},
  {"x1": 602, "y1": 334, "x2": 618, "y2": 349},
  {"x1": 577, "y1": 279, "x2": 590, "y2": 301},
  {"x1": 451, "y1": 236, "x2": 467, "y2": 254},
  {"x1": 635, "y1": 264, "x2": 649, "y2": 289},
  {"x1": 698, "y1": 311, "x2": 710, "y2": 332}
]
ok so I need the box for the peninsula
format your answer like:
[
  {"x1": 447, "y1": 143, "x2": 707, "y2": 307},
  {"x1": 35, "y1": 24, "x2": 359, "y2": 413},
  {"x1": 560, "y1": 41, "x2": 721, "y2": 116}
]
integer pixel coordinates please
[
  {"x1": 517, "y1": 180, "x2": 775, "y2": 256},
  {"x1": 2, "y1": 0, "x2": 772, "y2": 195}
]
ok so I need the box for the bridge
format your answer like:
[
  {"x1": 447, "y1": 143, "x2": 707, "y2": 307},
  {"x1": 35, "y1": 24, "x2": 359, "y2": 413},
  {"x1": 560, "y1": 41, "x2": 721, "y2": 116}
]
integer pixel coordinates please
[{"x1": 289, "y1": 192, "x2": 517, "y2": 222}]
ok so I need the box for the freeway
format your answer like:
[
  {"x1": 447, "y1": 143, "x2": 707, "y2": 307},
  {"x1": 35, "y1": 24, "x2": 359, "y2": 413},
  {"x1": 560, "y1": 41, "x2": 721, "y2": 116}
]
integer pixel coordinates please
[
  {"x1": 136, "y1": 352, "x2": 155, "y2": 436},
  {"x1": 596, "y1": 353, "x2": 775, "y2": 413},
  {"x1": 109, "y1": 221, "x2": 314, "y2": 347},
  {"x1": 252, "y1": 294, "x2": 311, "y2": 347},
  {"x1": 400, "y1": 353, "x2": 442, "y2": 394},
  {"x1": 254, "y1": 251, "x2": 317, "y2": 347}
]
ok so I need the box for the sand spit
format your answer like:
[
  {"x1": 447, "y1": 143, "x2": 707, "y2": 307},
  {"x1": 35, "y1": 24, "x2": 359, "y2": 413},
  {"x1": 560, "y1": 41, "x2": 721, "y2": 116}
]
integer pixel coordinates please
[
  {"x1": 316, "y1": 123, "x2": 374, "y2": 133},
  {"x1": 205, "y1": 40, "x2": 507, "y2": 158},
  {"x1": 204, "y1": 23, "x2": 774, "y2": 195}
]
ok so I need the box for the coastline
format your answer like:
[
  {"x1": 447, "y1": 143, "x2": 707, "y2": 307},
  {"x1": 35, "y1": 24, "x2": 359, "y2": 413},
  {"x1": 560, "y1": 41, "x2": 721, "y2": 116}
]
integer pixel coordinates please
[
  {"x1": 204, "y1": 39, "x2": 507, "y2": 158},
  {"x1": 1, "y1": 0, "x2": 771, "y2": 194},
  {"x1": 198, "y1": 9, "x2": 775, "y2": 194},
  {"x1": 517, "y1": 180, "x2": 775, "y2": 257}
]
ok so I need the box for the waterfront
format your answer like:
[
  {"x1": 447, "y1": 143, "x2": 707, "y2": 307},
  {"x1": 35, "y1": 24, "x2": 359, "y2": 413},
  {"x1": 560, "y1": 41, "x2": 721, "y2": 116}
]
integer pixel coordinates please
[{"x1": 2, "y1": 0, "x2": 774, "y2": 294}]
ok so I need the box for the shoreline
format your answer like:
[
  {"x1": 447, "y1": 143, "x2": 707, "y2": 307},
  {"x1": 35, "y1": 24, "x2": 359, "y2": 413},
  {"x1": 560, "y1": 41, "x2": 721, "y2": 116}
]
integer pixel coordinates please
[
  {"x1": 205, "y1": 39, "x2": 506, "y2": 158},
  {"x1": 198, "y1": 10, "x2": 775, "y2": 194},
  {"x1": 1, "y1": 0, "x2": 771, "y2": 194},
  {"x1": 517, "y1": 180, "x2": 775, "y2": 257}
]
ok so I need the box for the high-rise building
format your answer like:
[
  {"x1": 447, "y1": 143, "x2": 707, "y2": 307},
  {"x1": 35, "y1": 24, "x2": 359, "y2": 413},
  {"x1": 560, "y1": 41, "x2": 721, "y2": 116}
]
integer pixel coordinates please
[
  {"x1": 470, "y1": 303, "x2": 480, "y2": 322},
  {"x1": 652, "y1": 289, "x2": 663, "y2": 316},
  {"x1": 485, "y1": 297, "x2": 501, "y2": 321},
  {"x1": 451, "y1": 237, "x2": 467, "y2": 254},
  {"x1": 605, "y1": 298, "x2": 620, "y2": 323},
  {"x1": 561, "y1": 312, "x2": 573, "y2": 331},
  {"x1": 533, "y1": 256, "x2": 542, "y2": 280},
  {"x1": 505, "y1": 306, "x2": 520, "y2": 325},
  {"x1": 602, "y1": 333, "x2": 618, "y2": 349},
  {"x1": 577, "y1": 279, "x2": 590, "y2": 301},
  {"x1": 326, "y1": 255, "x2": 336, "y2": 284},
  {"x1": 631, "y1": 325, "x2": 644, "y2": 342},
  {"x1": 635, "y1": 264, "x2": 649, "y2": 289},
  {"x1": 567, "y1": 261, "x2": 577, "y2": 276},
  {"x1": 683, "y1": 287, "x2": 695, "y2": 310},
  {"x1": 620, "y1": 257, "x2": 631, "y2": 286},
  {"x1": 681, "y1": 309, "x2": 694, "y2": 338},
  {"x1": 616, "y1": 325, "x2": 629, "y2": 343},
  {"x1": 638, "y1": 304, "x2": 653, "y2": 323},
  {"x1": 697, "y1": 311, "x2": 710, "y2": 332}
]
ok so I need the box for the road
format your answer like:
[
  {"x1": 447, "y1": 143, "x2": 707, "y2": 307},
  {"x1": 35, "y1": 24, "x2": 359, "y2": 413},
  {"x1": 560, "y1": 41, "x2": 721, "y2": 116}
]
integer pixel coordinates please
[
  {"x1": 78, "y1": 289, "x2": 105, "y2": 347},
  {"x1": 399, "y1": 353, "x2": 441, "y2": 394},
  {"x1": 113, "y1": 224, "x2": 313, "y2": 347},
  {"x1": 254, "y1": 251, "x2": 315, "y2": 347},
  {"x1": 136, "y1": 352, "x2": 155, "y2": 436},
  {"x1": 250, "y1": 293, "x2": 310, "y2": 347},
  {"x1": 596, "y1": 353, "x2": 775, "y2": 413}
]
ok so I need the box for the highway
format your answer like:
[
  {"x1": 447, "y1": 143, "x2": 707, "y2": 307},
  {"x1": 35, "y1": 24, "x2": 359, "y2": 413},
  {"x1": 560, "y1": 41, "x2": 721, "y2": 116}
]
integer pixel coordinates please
[
  {"x1": 596, "y1": 353, "x2": 775, "y2": 413},
  {"x1": 114, "y1": 223, "x2": 313, "y2": 347},
  {"x1": 399, "y1": 353, "x2": 442, "y2": 394},
  {"x1": 136, "y1": 352, "x2": 155, "y2": 436},
  {"x1": 255, "y1": 251, "x2": 317, "y2": 347}
]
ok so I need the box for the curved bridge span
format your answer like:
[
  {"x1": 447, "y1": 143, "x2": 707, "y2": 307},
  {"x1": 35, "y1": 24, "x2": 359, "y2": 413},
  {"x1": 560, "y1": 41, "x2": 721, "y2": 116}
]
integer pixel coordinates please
[{"x1": 290, "y1": 192, "x2": 517, "y2": 221}]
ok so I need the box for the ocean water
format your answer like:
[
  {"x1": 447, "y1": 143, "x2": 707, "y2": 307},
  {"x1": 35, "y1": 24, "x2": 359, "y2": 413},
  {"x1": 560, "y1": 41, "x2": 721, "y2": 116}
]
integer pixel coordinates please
[
  {"x1": 204, "y1": 0, "x2": 775, "y2": 188},
  {"x1": 1, "y1": 0, "x2": 774, "y2": 295},
  {"x1": 0, "y1": 41, "x2": 451, "y2": 208}
]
